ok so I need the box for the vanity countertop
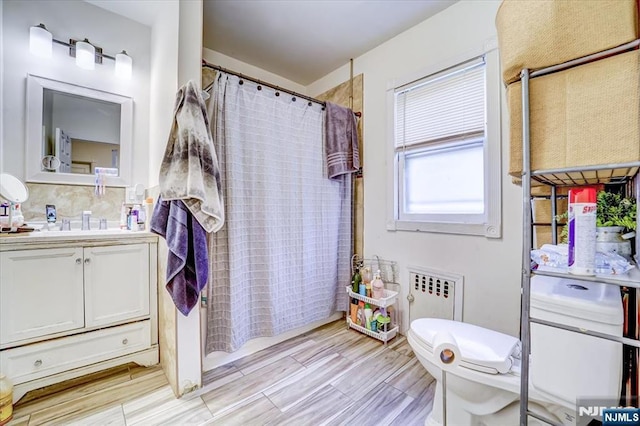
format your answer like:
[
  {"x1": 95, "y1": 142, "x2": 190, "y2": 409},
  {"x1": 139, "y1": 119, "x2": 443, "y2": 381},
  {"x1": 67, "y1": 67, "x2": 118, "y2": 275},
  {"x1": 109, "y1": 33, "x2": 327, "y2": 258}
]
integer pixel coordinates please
[{"x1": 0, "y1": 229, "x2": 158, "y2": 250}]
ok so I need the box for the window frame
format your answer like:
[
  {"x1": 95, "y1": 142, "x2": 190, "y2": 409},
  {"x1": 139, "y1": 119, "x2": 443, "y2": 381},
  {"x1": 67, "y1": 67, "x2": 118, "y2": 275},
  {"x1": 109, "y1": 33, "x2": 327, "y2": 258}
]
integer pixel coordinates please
[{"x1": 386, "y1": 46, "x2": 502, "y2": 238}]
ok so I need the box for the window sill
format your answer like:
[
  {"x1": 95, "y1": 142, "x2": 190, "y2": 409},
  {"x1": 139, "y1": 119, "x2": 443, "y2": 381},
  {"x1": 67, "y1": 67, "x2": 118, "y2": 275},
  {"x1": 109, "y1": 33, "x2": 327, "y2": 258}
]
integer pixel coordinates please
[{"x1": 387, "y1": 219, "x2": 501, "y2": 238}]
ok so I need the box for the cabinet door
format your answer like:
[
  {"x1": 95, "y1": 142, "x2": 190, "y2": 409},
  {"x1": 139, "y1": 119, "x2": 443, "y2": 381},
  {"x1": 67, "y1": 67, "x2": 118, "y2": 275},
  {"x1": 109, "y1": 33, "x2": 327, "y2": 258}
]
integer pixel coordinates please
[
  {"x1": 84, "y1": 243, "x2": 150, "y2": 327},
  {"x1": 0, "y1": 247, "x2": 85, "y2": 345}
]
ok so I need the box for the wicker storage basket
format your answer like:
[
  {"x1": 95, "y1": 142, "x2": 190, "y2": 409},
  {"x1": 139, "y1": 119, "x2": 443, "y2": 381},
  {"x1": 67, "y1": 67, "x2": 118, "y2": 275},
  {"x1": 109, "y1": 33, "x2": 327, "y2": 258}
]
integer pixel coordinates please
[
  {"x1": 533, "y1": 226, "x2": 566, "y2": 249},
  {"x1": 532, "y1": 198, "x2": 568, "y2": 248},
  {"x1": 532, "y1": 198, "x2": 568, "y2": 225},
  {"x1": 530, "y1": 187, "x2": 570, "y2": 197},
  {"x1": 496, "y1": 0, "x2": 638, "y2": 84},
  {"x1": 508, "y1": 50, "x2": 640, "y2": 180}
]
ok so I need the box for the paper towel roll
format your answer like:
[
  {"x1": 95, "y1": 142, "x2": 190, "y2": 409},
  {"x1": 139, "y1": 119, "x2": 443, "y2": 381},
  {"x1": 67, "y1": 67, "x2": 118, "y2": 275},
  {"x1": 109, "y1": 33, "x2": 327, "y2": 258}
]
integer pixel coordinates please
[{"x1": 433, "y1": 331, "x2": 461, "y2": 371}]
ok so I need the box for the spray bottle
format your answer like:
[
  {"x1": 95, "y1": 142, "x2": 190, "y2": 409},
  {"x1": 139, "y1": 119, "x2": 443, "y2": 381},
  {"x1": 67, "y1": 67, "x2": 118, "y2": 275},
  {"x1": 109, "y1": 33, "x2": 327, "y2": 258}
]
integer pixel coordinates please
[{"x1": 568, "y1": 187, "x2": 597, "y2": 276}]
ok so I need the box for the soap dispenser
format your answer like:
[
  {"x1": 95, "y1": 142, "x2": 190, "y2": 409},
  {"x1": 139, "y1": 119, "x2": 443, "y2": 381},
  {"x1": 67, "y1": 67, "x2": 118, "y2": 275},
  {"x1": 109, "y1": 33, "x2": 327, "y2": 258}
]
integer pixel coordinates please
[{"x1": 371, "y1": 270, "x2": 385, "y2": 299}]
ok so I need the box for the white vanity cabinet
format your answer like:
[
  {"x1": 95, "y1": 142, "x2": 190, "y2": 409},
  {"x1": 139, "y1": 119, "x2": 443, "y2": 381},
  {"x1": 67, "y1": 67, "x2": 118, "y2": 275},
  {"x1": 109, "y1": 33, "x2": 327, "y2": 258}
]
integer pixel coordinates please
[
  {"x1": 83, "y1": 244, "x2": 150, "y2": 328},
  {"x1": 0, "y1": 247, "x2": 85, "y2": 345},
  {"x1": 0, "y1": 232, "x2": 159, "y2": 402}
]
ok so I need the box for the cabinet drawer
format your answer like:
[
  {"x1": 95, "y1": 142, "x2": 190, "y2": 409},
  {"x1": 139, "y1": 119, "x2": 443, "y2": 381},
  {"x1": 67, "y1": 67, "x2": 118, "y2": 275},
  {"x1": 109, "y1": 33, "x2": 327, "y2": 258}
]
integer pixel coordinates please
[{"x1": 0, "y1": 320, "x2": 151, "y2": 385}]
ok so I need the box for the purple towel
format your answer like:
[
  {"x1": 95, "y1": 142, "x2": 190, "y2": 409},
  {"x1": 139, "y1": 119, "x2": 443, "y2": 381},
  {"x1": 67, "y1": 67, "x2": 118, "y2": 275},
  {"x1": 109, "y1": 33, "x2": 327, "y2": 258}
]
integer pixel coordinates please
[
  {"x1": 151, "y1": 196, "x2": 208, "y2": 316},
  {"x1": 324, "y1": 101, "x2": 360, "y2": 179}
]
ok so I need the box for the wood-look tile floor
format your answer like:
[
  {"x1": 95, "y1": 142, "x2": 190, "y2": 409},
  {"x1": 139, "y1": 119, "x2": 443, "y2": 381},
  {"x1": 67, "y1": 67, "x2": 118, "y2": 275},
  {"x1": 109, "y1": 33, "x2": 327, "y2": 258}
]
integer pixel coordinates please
[{"x1": 10, "y1": 320, "x2": 435, "y2": 425}]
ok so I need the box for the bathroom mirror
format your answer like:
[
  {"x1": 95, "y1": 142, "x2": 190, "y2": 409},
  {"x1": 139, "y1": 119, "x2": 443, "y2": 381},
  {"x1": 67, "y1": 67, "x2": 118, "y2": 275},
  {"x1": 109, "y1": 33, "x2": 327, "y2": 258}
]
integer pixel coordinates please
[{"x1": 26, "y1": 74, "x2": 133, "y2": 187}]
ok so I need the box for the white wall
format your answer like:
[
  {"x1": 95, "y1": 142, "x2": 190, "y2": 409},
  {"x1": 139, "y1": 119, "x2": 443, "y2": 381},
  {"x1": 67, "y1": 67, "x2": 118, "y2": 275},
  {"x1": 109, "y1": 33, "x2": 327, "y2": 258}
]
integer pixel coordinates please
[
  {"x1": 1, "y1": 0, "x2": 151, "y2": 186},
  {"x1": 0, "y1": 1, "x2": 4, "y2": 174},
  {"x1": 308, "y1": 0, "x2": 523, "y2": 337},
  {"x1": 202, "y1": 48, "x2": 307, "y2": 94},
  {"x1": 148, "y1": 1, "x2": 179, "y2": 187},
  {"x1": 175, "y1": 0, "x2": 205, "y2": 396}
]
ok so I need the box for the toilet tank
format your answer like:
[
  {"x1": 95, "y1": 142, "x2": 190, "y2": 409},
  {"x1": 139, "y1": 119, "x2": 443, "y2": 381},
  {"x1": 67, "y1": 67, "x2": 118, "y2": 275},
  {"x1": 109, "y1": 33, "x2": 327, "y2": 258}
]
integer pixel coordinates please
[{"x1": 529, "y1": 275, "x2": 623, "y2": 408}]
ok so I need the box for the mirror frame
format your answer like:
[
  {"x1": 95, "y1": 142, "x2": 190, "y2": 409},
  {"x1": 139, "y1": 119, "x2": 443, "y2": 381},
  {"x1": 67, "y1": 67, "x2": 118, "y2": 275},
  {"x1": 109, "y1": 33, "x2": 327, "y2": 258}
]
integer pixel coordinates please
[{"x1": 26, "y1": 74, "x2": 133, "y2": 187}]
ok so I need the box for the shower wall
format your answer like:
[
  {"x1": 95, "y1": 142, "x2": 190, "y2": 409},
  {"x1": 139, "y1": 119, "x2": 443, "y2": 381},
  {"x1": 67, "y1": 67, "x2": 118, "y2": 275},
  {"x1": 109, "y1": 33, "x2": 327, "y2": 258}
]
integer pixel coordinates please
[{"x1": 316, "y1": 74, "x2": 364, "y2": 256}]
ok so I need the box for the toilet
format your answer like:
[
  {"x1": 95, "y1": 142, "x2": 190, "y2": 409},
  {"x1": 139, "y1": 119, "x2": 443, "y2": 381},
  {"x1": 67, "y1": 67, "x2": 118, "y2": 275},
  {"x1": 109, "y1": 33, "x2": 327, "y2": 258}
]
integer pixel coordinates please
[{"x1": 408, "y1": 275, "x2": 624, "y2": 426}]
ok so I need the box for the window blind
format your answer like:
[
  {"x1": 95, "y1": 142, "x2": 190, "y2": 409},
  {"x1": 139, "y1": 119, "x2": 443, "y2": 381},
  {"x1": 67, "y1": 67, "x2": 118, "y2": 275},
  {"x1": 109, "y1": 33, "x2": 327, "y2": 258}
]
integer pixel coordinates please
[{"x1": 395, "y1": 57, "x2": 486, "y2": 148}]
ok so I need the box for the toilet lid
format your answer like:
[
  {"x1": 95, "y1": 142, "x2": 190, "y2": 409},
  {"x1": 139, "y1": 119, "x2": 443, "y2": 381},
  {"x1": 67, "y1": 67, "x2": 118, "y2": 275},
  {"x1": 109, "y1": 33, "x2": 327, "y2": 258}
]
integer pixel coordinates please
[{"x1": 410, "y1": 318, "x2": 520, "y2": 374}]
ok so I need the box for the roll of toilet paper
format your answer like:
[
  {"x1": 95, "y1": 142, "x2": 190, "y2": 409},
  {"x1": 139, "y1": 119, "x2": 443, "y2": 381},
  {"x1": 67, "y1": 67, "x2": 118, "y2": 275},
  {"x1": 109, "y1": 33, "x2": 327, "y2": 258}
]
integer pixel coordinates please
[{"x1": 433, "y1": 331, "x2": 461, "y2": 371}]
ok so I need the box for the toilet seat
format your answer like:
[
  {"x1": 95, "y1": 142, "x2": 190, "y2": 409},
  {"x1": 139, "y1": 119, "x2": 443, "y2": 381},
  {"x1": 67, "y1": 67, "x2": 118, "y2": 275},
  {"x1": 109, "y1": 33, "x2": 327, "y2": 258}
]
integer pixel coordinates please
[{"x1": 410, "y1": 318, "x2": 520, "y2": 374}]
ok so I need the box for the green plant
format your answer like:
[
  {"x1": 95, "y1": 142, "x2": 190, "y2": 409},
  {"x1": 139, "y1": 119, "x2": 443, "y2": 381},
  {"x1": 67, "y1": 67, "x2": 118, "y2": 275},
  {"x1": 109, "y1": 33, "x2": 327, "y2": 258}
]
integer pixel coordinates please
[
  {"x1": 595, "y1": 191, "x2": 636, "y2": 232},
  {"x1": 553, "y1": 191, "x2": 637, "y2": 244}
]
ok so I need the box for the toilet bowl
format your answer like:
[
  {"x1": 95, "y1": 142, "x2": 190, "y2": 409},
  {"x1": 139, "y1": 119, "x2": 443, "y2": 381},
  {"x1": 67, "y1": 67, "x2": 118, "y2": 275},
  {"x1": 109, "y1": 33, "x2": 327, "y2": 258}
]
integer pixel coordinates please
[{"x1": 408, "y1": 275, "x2": 624, "y2": 426}]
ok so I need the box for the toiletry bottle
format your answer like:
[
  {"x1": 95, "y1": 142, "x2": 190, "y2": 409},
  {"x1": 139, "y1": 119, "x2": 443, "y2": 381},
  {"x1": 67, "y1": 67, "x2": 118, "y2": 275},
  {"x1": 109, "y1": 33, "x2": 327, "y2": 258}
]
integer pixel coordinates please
[
  {"x1": 350, "y1": 298, "x2": 358, "y2": 323},
  {"x1": 364, "y1": 304, "x2": 373, "y2": 330},
  {"x1": 356, "y1": 302, "x2": 365, "y2": 327},
  {"x1": 129, "y1": 205, "x2": 140, "y2": 231},
  {"x1": 361, "y1": 266, "x2": 372, "y2": 285},
  {"x1": 119, "y1": 202, "x2": 128, "y2": 229},
  {"x1": 0, "y1": 374, "x2": 13, "y2": 426},
  {"x1": 351, "y1": 268, "x2": 361, "y2": 293},
  {"x1": 371, "y1": 270, "x2": 385, "y2": 299},
  {"x1": 136, "y1": 203, "x2": 146, "y2": 230},
  {"x1": 143, "y1": 197, "x2": 154, "y2": 231}
]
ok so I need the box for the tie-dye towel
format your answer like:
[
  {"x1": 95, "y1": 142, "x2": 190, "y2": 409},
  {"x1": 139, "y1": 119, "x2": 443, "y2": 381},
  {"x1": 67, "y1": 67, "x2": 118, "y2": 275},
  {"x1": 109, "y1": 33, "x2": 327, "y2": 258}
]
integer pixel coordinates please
[{"x1": 159, "y1": 80, "x2": 224, "y2": 233}]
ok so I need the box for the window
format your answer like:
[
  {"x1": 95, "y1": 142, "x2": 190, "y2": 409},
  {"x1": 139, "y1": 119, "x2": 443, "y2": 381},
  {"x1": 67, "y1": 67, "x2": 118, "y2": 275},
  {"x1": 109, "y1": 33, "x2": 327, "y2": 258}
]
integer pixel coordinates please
[{"x1": 388, "y1": 50, "x2": 501, "y2": 238}]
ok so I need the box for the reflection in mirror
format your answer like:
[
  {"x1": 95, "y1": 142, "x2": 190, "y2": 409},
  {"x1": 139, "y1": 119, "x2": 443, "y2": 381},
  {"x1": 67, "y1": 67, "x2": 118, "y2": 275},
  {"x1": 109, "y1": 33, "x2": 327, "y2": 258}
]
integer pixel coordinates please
[
  {"x1": 26, "y1": 74, "x2": 133, "y2": 187},
  {"x1": 42, "y1": 89, "x2": 121, "y2": 175}
]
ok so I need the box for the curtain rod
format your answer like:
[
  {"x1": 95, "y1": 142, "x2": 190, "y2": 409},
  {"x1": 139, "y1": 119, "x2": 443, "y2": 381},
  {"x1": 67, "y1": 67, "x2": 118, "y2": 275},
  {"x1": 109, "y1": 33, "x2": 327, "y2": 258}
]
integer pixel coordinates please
[{"x1": 201, "y1": 60, "x2": 361, "y2": 116}]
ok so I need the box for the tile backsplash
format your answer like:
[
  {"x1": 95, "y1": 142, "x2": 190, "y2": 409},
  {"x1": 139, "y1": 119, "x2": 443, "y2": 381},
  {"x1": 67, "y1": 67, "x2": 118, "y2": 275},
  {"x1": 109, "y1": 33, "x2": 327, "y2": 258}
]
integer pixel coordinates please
[{"x1": 22, "y1": 183, "x2": 125, "y2": 223}]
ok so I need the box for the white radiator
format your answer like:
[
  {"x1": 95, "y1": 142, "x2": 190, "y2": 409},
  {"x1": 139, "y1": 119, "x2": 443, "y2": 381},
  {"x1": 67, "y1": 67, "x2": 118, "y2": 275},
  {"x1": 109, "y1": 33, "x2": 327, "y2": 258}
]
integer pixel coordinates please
[{"x1": 408, "y1": 266, "x2": 464, "y2": 323}]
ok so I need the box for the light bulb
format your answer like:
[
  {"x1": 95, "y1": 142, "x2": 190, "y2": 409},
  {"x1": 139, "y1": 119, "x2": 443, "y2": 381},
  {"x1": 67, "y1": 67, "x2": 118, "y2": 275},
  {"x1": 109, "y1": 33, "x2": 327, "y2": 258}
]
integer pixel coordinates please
[
  {"x1": 29, "y1": 24, "x2": 52, "y2": 58},
  {"x1": 115, "y1": 50, "x2": 132, "y2": 79},
  {"x1": 75, "y1": 39, "x2": 95, "y2": 70}
]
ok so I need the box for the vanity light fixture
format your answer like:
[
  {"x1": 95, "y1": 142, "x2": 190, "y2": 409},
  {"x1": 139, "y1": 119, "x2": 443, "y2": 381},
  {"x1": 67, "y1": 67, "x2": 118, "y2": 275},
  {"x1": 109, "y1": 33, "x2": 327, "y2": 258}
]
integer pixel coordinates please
[
  {"x1": 29, "y1": 24, "x2": 52, "y2": 58},
  {"x1": 75, "y1": 39, "x2": 95, "y2": 70},
  {"x1": 28, "y1": 23, "x2": 133, "y2": 79},
  {"x1": 114, "y1": 51, "x2": 132, "y2": 79}
]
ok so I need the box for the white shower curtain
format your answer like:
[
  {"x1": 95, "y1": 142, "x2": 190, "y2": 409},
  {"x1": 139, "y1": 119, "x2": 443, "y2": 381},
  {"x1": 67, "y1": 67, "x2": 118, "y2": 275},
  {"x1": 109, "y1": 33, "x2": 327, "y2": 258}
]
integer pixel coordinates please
[{"x1": 205, "y1": 72, "x2": 352, "y2": 353}]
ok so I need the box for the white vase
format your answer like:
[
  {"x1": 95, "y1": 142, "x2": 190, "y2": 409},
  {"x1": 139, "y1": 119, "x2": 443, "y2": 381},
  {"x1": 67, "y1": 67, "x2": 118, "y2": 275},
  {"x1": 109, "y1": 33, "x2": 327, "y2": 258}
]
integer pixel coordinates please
[{"x1": 596, "y1": 226, "x2": 632, "y2": 259}]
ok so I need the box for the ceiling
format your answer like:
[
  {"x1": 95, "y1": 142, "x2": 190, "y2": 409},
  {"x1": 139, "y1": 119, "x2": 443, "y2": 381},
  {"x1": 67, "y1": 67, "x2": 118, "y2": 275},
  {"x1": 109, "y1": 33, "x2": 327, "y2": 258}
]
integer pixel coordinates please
[
  {"x1": 203, "y1": 0, "x2": 458, "y2": 85},
  {"x1": 85, "y1": 0, "x2": 161, "y2": 27},
  {"x1": 86, "y1": 0, "x2": 459, "y2": 86}
]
